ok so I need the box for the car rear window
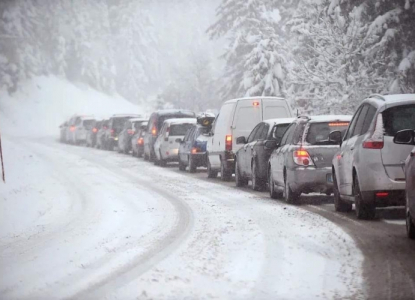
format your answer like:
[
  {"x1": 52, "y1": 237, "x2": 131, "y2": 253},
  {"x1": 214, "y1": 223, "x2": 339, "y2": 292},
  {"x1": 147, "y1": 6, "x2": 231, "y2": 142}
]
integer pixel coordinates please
[
  {"x1": 383, "y1": 104, "x2": 415, "y2": 136},
  {"x1": 83, "y1": 120, "x2": 95, "y2": 129},
  {"x1": 170, "y1": 124, "x2": 194, "y2": 136},
  {"x1": 113, "y1": 117, "x2": 130, "y2": 130},
  {"x1": 157, "y1": 114, "x2": 194, "y2": 130},
  {"x1": 305, "y1": 122, "x2": 349, "y2": 145}
]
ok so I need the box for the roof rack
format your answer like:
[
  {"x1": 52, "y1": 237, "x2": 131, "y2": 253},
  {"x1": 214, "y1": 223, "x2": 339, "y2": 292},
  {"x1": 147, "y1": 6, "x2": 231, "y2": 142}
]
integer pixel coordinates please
[{"x1": 369, "y1": 94, "x2": 386, "y2": 101}]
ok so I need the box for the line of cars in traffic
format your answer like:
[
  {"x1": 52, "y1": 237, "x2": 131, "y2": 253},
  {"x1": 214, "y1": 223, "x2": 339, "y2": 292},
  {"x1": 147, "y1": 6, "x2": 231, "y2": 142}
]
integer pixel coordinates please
[{"x1": 59, "y1": 94, "x2": 415, "y2": 238}]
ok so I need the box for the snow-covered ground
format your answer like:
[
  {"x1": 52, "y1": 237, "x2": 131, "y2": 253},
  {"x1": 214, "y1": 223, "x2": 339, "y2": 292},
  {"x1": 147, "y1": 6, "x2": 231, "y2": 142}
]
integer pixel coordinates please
[{"x1": 0, "y1": 78, "x2": 365, "y2": 299}]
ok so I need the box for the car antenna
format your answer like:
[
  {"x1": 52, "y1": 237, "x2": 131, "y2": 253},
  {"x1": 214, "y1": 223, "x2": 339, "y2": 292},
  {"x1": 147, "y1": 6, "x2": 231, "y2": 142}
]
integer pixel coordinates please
[{"x1": 0, "y1": 131, "x2": 5, "y2": 183}]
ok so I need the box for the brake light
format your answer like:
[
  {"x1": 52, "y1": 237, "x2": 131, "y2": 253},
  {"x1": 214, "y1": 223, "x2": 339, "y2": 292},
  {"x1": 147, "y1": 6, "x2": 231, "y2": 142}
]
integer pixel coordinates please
[
  {"x1": 92, "y1": 128, "x2": 98, "y2": 133},
  {"x1": 165, "y1": 126, "x2": 170, "y2": 139},
  {"x1": 293, "y1": 149, "x2": 314, "y2": 166},
  {"x1": 329, "y1": 122, "x2": 349, "y2": 127},
  {"x1": 151, "y1": 127, "x2": 157, "y2": 136},
  {"x1": 70, "y1": 126, "x2": 76, "y2": 132},
  {"x1": 253, "y1": 101, "x2": 260, "y2": 107},
  {"x1": 127, "y1": 129, "x2": 134, "y2": 135},
  {"x1": 376, "y1": 192, "x2": 389, "y2": 197},
  {"x1": 137, "y1": 137, "x2": 144, "y2": 145},
  {"x1": 225, "y1": 135, "x2": 232, "y2": 151},
  {"x1": 191, "y1": 147, "x2": 200, "y2": 154},
  {"x1": 363, "y1": 114, "x2": 384, "y2": 149}
]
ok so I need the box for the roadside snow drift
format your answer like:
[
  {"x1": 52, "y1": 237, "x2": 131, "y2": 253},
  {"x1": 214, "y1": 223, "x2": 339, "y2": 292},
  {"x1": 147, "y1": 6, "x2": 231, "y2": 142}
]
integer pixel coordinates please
[{"x1": 0, "y1": 76, "x2": 144, "y2": 137}]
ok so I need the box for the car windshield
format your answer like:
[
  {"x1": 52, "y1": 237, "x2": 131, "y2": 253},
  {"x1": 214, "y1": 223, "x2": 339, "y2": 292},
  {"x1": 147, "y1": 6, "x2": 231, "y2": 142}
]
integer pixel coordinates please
[
  {"x1": 113, "y1": 117, "x2": 131, "y2": 130},
  {"x1": 170, "y1": 123, "x2": 194, "y2": 136},
  {"x1": 383, "y1": 104, "x2": 415, "y2": 136},
  {"x1": 306, "y1": 122, "x2": 349, "y2": 145}
]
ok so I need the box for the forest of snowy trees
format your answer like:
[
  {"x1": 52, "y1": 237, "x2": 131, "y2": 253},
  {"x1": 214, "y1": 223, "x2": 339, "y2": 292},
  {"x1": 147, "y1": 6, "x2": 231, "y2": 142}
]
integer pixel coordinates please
[{"x1": 0, "y1": 0, "x2": 414, "y2": 114}]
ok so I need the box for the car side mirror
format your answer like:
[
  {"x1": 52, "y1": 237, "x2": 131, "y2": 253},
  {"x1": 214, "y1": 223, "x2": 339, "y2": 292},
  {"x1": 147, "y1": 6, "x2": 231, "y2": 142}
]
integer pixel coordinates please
[
  {"x1": 394, "y1": 129, "x2": 415, "y2": 145},
  {"x1": 236, "y1": 136, "x2": 247, "y2": 144},
  {"x1": 329, "y1": 130, "x2": 342, "y2": 145},
  {"x1": 264, "y1": 140, "x2": 278, "y2": 149},
  {"x1": 175, "y1": 138, "x2": 183, "y2": 143}
]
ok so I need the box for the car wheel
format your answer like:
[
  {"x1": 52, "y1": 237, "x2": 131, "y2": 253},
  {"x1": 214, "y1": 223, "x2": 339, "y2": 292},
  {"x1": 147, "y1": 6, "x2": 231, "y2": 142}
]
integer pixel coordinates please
[
  {"x1": 235, "y1": 159, "x2": 248, "y2": 187},
  {"x1": 269, "y1": 167, "x2": 281, "y2": 199},
  {"x1": 252, "y1": 161, "x2": 265, "y2": 191},
  {"x1": 333, "y1": 172, "x2": 352, "y2": 212},
  {"x1": 207, "y1": 157, "x2": 218, "y2": 179},
  {"x1": 220, "y1": 158, "x2": 232, "y2": 181},
  {"x1": 284, "y1": 174, "x2": 299, "y2": 204},
  {"x1": 354, "y1": 176, "x2": 376, "y2": 220},
  {"x1": 188, "y1": 156, "x2": 196, "y2": 173}
]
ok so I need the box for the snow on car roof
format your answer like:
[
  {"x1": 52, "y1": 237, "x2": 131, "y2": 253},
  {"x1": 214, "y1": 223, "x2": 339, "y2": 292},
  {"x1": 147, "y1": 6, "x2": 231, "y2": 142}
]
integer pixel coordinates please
[
  {"x1": 375, "y1": 94, "x2": 415, "y2": 102},
  {"x1": 306, "y1": 115, "x2": 352, "y2": 123},
  {"x1": 153, "y1": 109, "x2": 195, "y2": 116},
  {"x1": 264, "y1": 117, "x2": 295, "y2": 125},
  {"x1": 129, "y1": 118, "x2": 148, "y2": 122},
  {"x1": 111, "y1": 114, "x2": 142, "y2": 118},
  {"x1": 224, "y1": 96, "x2": 285, "y2": 104},
  {"x1": 163, "y1": 118, "x2": 197, "y2": 125}
]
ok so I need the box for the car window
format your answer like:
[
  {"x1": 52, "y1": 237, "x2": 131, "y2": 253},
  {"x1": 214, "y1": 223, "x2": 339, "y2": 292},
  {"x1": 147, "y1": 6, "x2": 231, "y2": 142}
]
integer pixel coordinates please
[
  {"x1": 252, "y1": 123, "x2": 264, "y2": 142},
  {"x1": 305, "y1": 122, "x2": 350, "y2": 145},
  {"x1": 234, "y1": 106, "x2": 261, "y2": 134},
  {"x1": 280, "y1": 123, "x2": 296, "y2": 146},
  {"x1": 247, "y1": 123, "x2": 262, "y2": 143},
  {"x1": 184, "y1": 128, "x2": 192, "y2": 141},
  {"x1": 383, "y1": 104, "x2": 415, "y2": 136},
  {"x1": 293, "y1": 122, "x2": 306, "y2": 144},
  {"x1": 170, "y1": 123, "x2": 194, "y2": 136},
  {"x1": 361, "y1": 105, "x2": 377, "y2": 134},
  {"x1": 271, "y1": 123, "x2": 290, "y2": 143},
  {"x1": 344, "y1": 105, "x2": 363, "y2": 140},
  {"x1": 83, "y1": 120, "x2": 94, "y2": 129},
  {"x1": 75, "y1": 117, "x2": 82, "y2": 125},
  {"x1": 351, "y1": 105, "x2": 368, "y2": 137},
  {"x1": 257, "y1": 123, "x2": 269, "y2": 140}
]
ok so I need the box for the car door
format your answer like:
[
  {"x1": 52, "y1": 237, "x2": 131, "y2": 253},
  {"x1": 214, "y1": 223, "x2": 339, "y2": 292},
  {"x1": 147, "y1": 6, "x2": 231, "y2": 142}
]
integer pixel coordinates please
[
  {"x1": 252, "y1": 123, "x2": 270, "y2": 177},
  {"x1": 240, "y1": 123, "x2": 262, "y2": 176},
  {"x1": 273, "y1": 123, "x2": 296, "y2": 186},
  {"x1": 340, "y1": 105, "x2": 368, "y2": 195}
]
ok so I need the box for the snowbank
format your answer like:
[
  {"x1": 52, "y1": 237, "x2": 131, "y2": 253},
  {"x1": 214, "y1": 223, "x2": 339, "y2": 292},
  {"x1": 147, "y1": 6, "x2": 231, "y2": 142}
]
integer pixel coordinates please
[{"x1": 0, "y1": 76, "x2": 145, "y2": 137}]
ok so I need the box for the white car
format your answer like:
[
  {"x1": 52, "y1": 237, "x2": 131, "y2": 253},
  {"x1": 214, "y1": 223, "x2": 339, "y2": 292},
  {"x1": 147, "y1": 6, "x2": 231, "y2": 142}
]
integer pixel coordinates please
[
  {"x1": 66, "y1": 115, "x2": 95, "y2": 145},
  {"x1": 154, "y1": 118, "x2": 197, "y2": 167},
  {"x1": 207, "y1": 97, "x2": 293, "y2": 181}
]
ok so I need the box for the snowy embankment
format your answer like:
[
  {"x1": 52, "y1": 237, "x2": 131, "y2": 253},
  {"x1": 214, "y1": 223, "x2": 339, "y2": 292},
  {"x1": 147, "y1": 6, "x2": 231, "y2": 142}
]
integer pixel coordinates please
[{"x1": 0, "y1": 76, "x2": 145, "y2": 137}]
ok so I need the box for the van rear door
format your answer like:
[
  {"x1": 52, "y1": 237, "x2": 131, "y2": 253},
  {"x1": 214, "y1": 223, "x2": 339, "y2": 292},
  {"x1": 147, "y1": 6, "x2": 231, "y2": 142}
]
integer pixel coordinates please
[
  {"x1": 232, "y1": 99, "x2": 262, "y2": 153},
  {"x1": 262, "y1": 98, "x2": 293, "y2": 120}
]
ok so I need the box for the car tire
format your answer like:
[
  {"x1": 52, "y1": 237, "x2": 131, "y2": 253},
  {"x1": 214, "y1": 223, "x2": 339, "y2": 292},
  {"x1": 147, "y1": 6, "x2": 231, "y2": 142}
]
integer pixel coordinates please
[
  {"x1": 252, "y1": 161, "x2": 265, "y2": 191},
  {"x1": 333, "y1": 172, "x2": 352, "y2": 212},
  {"x1": 269, "y1": 167, "x2": 281, "y2": 199},
  {"x1": 188, "y1": 156, "x2": 196, "y2": 173},
  {"x1": 207, "y1": 157, "x2": 218, "y2": 179},
  {"x1": 284, "y1": 174, "x2": 299, "y2": 204},
  {"x1": 220, "y1": 158, "x2": 232, "y2": 182},
  {"x1": 235, "y1": 159, "x2": 248, "y2": 187},
  {"x1": 179, "y1": 160, "x2": 186, "y2": 171},
  {"x1": 354, "y1": 176, "x2": 376, "y2": 220}
]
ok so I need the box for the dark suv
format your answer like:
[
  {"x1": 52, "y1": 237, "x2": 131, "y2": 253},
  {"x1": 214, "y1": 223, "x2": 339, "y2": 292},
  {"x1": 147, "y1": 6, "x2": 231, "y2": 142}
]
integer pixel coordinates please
[
  {"x1": 143, "y1": 110, "x2": 195, "y2": 161},
  {"x1": 103, "y1": 114, "x2": 142, "y2": 151}
]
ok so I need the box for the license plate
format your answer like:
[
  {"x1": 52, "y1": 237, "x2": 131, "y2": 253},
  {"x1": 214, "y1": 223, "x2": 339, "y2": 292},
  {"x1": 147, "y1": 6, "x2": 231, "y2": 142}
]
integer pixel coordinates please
[{"x1": 327, "y1": 173, "x2": 333, "y2": 183}]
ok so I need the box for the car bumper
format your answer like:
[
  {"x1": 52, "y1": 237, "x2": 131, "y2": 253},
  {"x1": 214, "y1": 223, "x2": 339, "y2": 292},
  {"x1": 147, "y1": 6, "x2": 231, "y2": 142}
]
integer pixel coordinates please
[{"x1": 288, "y1": 166, "x2": 333, "y2": 194}]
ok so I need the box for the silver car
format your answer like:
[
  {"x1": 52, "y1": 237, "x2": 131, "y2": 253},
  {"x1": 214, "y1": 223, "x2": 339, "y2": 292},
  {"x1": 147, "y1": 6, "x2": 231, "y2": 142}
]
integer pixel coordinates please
[
  {"x1": 154, "y1": 118, "x2": 196, "y2": 167},
  {"x1": 268, "y1": 115, "x2": 351, "y2": 203},
  {"x1": 332, "y1": 94, "x2": 415, "y2": 219},
  {"x1": 393, "y1": 130, "x2": 415, "y2": 238}
]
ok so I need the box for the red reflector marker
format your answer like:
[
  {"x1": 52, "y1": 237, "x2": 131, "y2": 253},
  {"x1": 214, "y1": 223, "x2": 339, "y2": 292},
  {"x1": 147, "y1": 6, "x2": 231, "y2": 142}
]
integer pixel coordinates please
[{"x1": 363, "y1": 140, "x2": 384, "y2": 149}]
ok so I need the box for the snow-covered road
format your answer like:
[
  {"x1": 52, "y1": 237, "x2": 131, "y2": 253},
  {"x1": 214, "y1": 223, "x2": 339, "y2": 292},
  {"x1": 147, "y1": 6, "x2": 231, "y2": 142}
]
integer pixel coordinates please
[{"x1": 0, "y1": 136, "x2": 365, "y2": 299}]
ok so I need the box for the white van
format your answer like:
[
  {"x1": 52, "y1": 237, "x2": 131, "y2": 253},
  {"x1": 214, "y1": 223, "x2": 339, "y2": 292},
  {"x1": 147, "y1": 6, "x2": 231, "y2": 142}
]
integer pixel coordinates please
[{"x1": 207, "y1": 97, "x2": 293, "y2": 181}]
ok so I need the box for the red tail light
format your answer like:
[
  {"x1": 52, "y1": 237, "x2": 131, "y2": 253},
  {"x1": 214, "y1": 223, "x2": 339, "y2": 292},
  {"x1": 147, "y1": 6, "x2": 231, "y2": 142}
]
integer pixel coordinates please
[
  {"x1": 376, "y1": 192, "x2": 389, "y2": 197},
  {"x1": 165, "y1": 126, "x2": 170, "y2": 140},
  {"x1": 151, "y1": 127, "x2": 157, "y2": 136},
  {"x1": 191, "y1": 147, "x2": 200, "y2": 154},
  {"x1": 137, "y1": 137, "x2": 144, "y2": 145},
  {"x1": 363, "y1": 114, "x2": 384, "y2": 149},
  {"x1": 70, "y1": 126, "x2": 76, "y2": 132},
  {"x1": 293, "y1": 149, "x2": 314, "y2": 166},
  {"x1": 92, "y1": 128, "x2": 98, "y2": 133},
  {"x1": 225, "y1": 135, "x2": 232, "y2": 151},
  {"x1": 127, "y1": 129, "x2": 134, "y2": 135}
]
